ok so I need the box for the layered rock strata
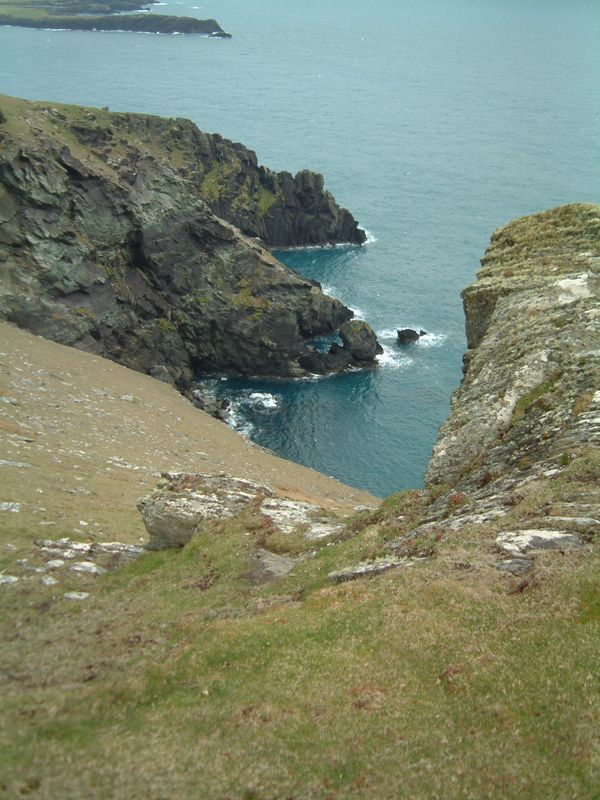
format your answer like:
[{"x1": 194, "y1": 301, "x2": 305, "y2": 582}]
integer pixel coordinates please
[
  {"x1": 131, "y1": 204, "x2": 599, "y2": 585},
  {"x1": 0, "y1": 96, "x2": 374, "y2": 387},
  {"x1": 426, "y1": 202, "x2": 600, "y2": 491}
]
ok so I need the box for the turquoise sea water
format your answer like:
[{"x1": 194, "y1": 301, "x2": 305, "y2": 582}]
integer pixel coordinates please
[{"x1": 1, "y1": 0, "x2": 599, "y2": 496}]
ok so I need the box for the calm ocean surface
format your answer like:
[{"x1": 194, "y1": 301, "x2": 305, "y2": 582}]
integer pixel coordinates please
[{"x1": 1, "y1": 0, "x2": 599, "y2": 496}]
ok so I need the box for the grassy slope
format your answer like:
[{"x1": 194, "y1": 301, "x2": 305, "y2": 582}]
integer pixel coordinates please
[{"x1": 1, "y1": 326, "x2": 599, "y2": 798}]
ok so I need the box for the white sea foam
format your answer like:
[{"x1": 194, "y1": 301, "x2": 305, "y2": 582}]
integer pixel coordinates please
[
  {"x1": 249, "y1": 392, "x2": 278, "y2": 410},
  {"x1": 362, "y1": 228, "x2": 378, "y2": 244},
  {"x1": 226, "y1": 402, "x2": 254, "y2": 438},
  {"x1": 376, "y1": 345, "x2": 413, "y2": 370},
  {"x1": 377, "y1": 327, "x2": 448, "y2": 348},
  {"x1": 419, "y1": 331, "x2": 447, "y2": 348}
]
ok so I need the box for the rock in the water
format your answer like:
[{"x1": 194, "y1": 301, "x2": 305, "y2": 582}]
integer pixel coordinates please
[
  {"x1": 190, "y1": 390, "x2": 230, "y2": 422},
  {"x1": 397, "y1": 328, "x2": 426, "y2": 344},
  {"x1": 299, "y1": 320, "x2": 382, "y2": 373},
  {"x1": 339, "y1": 320, "x2": 383, "y2": 362}
]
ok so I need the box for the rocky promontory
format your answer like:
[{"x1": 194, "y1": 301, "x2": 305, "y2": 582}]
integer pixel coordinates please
[
  {"x1": 0, "y1": 95, "x2": 375, "y2": 388},
  {"x1": 426, "y1": 202, "x2": 599, "y2": 492},
  {"x1": 0, "y1": 0, "x2": 231, "y2": 36}
]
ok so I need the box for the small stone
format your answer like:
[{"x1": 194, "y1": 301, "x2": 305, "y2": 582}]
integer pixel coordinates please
[
  {"x1": 494, "y1": 557, "x2": 534, "y2": 575},
  {"x1": 120, "y1": 394, "x2": 135, "y2": 402},
  {"x1": 46, "y1": 559, "x2": 65, "y2": 569},
  {"x1": 0, "y1": 575, "x2": 19, "y2": 585},
  {"x1": 329, "y1": 556, "x2": 425, "y2": 583},
  {"x1": 42, "y1": 575, "x2": 59, "y2": 586},
  {"x1": 0, "y1": 502, "x2": 21, "y2": 512},
  {"x1": 64, "y1": 591, "x2": 89, "y2": 600},
  {"x1": 0, "y1": 396, "x2": 17, "y2": 405},
  {"x1": 70, "y1": 561, "x2": 106, "y2": 575},
  {"x1": 0, "y1": 460, "x2": 32, "y2": 468}
]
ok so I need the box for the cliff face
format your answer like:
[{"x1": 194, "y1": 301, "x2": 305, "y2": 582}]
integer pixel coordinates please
[
  {"x1": 0, "y1": 96, "x2": 372, "y2": 387},
  {"x1": 426, "y1": 203, "x2": 600, "y2": 492},
  {"x1": 124, "y1": 114, "x2": 366, "y2": 248}
]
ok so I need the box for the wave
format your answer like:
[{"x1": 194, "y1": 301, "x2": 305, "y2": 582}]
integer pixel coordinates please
[
  {"x1": 377, "y1": 327, "x2": 448, "y2": 348},
  {"x1": 362, "y1": 228, "x2": 378, "y2": 244},
  {"x1": 249, "y1": 391, "x2": 279, "y2": 410},
  {"x1": 226, "y1": 402, "x2": 254, "y2": 438},
  {"x1": 376, "y1": 344, "x2": 413, "y2": 370}
]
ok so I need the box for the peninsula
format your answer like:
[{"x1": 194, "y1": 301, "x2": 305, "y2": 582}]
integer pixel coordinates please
[
  {"x1": 0, "y1": 0, "x2": 231, "y2": 36},
  {"x1": 0, "y1": 95, "x2": 377, "y2": 390}
]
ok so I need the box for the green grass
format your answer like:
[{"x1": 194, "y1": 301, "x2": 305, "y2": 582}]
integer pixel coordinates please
[{"x1": 2, "y1": 451, "x2": 600, "y2": 798}]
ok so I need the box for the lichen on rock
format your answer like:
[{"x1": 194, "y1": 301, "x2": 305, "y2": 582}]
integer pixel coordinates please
[{"x1": 426, "y1": 203, "x2": 600, "y2": 493}]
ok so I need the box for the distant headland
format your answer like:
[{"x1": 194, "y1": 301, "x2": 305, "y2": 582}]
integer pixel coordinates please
[{"x1": 0, "y1": 0, "x2": 231, "y2": 36}]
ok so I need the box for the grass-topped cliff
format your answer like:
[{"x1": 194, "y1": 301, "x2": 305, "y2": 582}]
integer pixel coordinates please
[
  {"x1": 1, "y1": 204, "x2": 599, "y2": 797},
  {"x1": 0, "y1": 0, "x2": 231, "y2": 35},
  {"x1": 0, "y1": 95, "x2": 374, "y2": 388}
]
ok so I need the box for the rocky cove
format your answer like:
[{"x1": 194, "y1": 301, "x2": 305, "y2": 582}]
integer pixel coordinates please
[{"x1": 1, "y1": 91, "x2": 600, "y2": 797}]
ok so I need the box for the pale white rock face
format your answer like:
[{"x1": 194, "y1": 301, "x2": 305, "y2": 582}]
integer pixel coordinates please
[
  {"x1": 426, "y1": 204, "x2": 600, "y2": 492},
  {"x1": 70, "y1": 561, "x2": 107, "y2": 575},
  {"x1": 260, "y1": 497, "x2": 344, "y2": 539},
  {"x1": 554, "y1": 273, "x2": 592, "y2": 304},
  {"x1": 496, "y1": 530, "x2": 582, "y2": 556},
  {"x1": 138, "y1": 472, "x2": 346, "y2": 550},
  {"x1": 139, "y1": 473, "x2": 276, "y2": 550}
]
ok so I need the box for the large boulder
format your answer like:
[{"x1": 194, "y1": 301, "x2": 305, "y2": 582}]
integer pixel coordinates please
[
  {"x1": 138, "y1": 472, "x2": 346, "y2": 550},
  {"x1": 339, "y1": 320, "x2": 383, "y2": 362}
]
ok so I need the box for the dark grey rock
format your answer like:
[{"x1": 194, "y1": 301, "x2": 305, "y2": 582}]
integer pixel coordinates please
[{"x1": 397, "y1": 328, "x2": 422, "y2": 344}]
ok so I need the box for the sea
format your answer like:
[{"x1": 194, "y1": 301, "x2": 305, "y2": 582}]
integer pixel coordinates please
[{"x1": 1, "y1": 0, "x2": 599, "y2": 496}]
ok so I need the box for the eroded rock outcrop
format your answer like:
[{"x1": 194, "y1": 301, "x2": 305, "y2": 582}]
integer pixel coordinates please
[
  {"x1": 0, "y1": 96, "x2": 376, "y2": 387},
  {"x1": 138, "y1": 472, "x2": 346, "y2": 551},
  {"x1": 427, "y1": 202, "x2": 600, "y2": 491}
]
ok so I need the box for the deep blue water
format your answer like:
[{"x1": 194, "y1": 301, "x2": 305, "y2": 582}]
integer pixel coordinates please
[{"x1": 1, "y1": 0, "x2": 599, "y2": 496}]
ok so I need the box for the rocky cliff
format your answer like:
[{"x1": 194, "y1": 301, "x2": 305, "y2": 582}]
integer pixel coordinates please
[
  {"x1": 0, "y1": 96, "x2": 374, "y2": 388},
  {"x1": 0, "y1": 0, "x2": 231, "y2": 36},
  {"x1": 427, "y1": 202, "x2": 599, "y2": 492},
  {"x1": 133, "y1": 203, "x2": 600, "y2": 585}
]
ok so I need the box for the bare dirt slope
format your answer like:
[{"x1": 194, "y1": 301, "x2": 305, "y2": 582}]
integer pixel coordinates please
[{"x1": 0, "y1": 321, "x2": 377, "y2": 550}]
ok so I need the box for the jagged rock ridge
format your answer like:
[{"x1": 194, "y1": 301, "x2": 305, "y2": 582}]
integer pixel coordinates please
[{"x1": 0, "y1": 95, "x2": 374, "y2": 388}]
